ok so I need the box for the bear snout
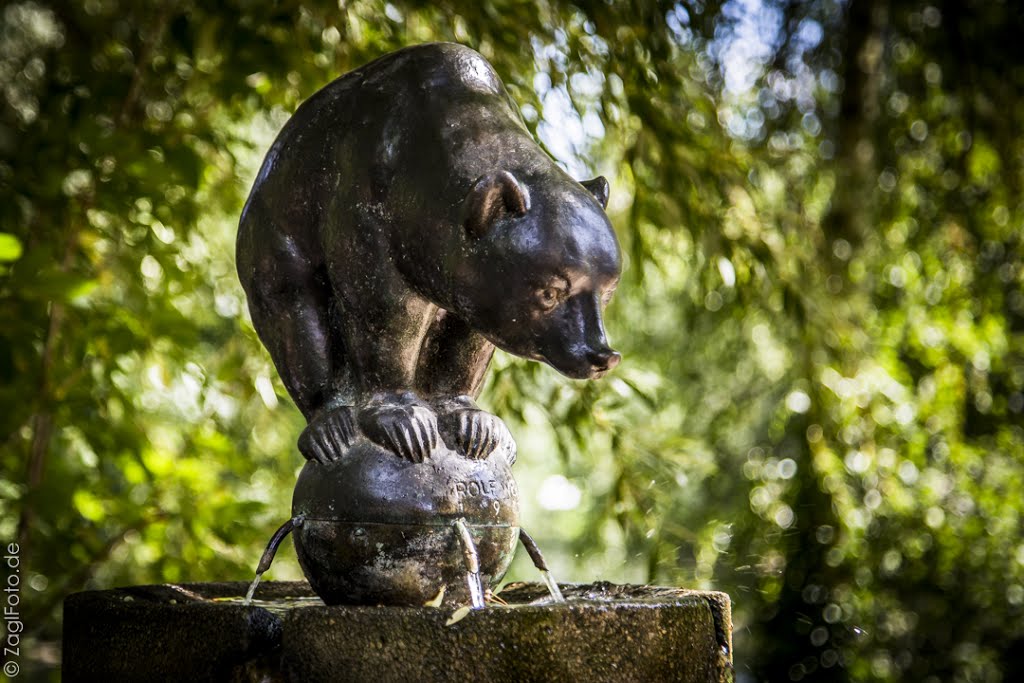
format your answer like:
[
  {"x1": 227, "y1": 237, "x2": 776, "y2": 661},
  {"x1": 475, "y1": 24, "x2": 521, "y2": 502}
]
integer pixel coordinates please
[{"x1": 586, "y1": 348, "x2": 622, "y2": 377}]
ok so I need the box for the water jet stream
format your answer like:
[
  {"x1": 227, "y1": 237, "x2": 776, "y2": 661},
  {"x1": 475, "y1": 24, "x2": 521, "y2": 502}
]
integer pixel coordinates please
[
  {"x1": 518, "y1": 528, "x2": 565, "y2": 603},
  {"x1": 244, "y1": 573, "x2": 262, "y2": 605}
]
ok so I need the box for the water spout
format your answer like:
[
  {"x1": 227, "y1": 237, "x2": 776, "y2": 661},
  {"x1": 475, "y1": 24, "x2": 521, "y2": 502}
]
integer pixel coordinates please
[
  {"x1": 452, "y1": 518, "x2": 486, "y2": 609},
  {"x1": 519, "y1": 529, "x2": 566, "y2": 603},
  {"x1": 244, "y1": 515, "x2": 303, "y2": 605}
]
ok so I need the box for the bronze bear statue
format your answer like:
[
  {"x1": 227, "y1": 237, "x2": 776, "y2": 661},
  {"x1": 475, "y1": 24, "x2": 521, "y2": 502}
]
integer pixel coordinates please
[{"x1": 237, "y1": 43, "x2": 621, "y2": 465}]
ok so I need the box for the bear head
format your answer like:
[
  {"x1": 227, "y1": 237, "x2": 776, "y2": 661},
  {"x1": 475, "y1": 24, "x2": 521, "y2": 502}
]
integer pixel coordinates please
[{"x1": 455, "y1": 169, "x2": 622, "y2": 380}]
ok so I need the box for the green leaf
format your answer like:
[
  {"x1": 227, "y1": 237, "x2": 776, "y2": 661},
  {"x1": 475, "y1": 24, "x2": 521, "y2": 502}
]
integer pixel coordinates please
[
  {"x1": 445, "y1": 605, "x2": 472, "y2": 626},
  {"x1": 0, "y1": 233, "x2": 23, "y2": 262}
]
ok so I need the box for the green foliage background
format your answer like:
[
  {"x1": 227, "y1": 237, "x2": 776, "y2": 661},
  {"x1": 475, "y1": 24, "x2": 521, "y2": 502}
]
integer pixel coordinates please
[{"x1": 2, "y1": 0, "x2": 1023, "y2": 680}]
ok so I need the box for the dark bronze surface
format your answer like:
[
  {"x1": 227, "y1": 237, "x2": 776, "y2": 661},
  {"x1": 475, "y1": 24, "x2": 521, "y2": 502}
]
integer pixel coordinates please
[
  {"x1": 290, "y1": 440, "x2": 519, "y2": 606},
  {"x1": 237, "y1": 42, "x2": 623, "y2": 607},
  {"x1": 237, "y1": 42, "x2": 622, "y2": 464}
]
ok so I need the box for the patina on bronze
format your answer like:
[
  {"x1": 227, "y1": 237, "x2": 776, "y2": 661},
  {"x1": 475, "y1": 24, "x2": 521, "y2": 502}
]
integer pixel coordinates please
[
  {"x1": 291, "y1": 440, "x2": 518, "y2": 606},
  {"x1": 238, "y1": 42, "x2": 621, "y2": 606}
]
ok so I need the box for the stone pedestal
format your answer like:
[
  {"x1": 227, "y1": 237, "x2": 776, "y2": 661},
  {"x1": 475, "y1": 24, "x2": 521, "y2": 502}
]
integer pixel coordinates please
[{"x1": 63, "y1": 581, "x2": 732, "y2": 682}]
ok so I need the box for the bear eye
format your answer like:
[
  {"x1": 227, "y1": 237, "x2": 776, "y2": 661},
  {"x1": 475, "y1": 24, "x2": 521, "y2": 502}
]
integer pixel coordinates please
[{"x1": 536, "y1": 287, "x2": 563, "y2": 310}]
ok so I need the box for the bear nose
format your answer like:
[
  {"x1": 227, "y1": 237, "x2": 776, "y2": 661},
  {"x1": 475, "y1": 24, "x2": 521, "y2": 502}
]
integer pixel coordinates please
[{"x1": 587, "y1": 348, "x2": 621, "y2": 374}]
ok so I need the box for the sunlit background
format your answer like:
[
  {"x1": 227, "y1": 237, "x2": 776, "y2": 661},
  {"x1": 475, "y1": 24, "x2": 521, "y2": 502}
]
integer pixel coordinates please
[{"x1": 2, "y1": 1, "x2": 1023, "y2": 680}]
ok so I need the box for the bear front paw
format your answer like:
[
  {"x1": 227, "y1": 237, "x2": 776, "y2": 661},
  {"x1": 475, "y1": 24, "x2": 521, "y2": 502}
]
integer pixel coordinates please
[
  {"x1": 298, "y1": 405, "x2": 357, "y2": 464},
  {"x1": 358, "y1": 392, "x2": 439, "y2": 463},
  {"x1": 436, "y1": 397, "x2": 517, "y2": 464}
]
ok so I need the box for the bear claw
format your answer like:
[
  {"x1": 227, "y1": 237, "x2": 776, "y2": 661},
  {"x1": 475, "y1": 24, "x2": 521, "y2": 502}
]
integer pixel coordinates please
[
  {"x1": 299, "y1": 405, "x2": 357, "y2": 464},
  {"x1": 359, "y1": 394, "x2": 439, "y2": 463},
  {"x1": 437, "y1": 397, "x2": 517, "y2": 464}
]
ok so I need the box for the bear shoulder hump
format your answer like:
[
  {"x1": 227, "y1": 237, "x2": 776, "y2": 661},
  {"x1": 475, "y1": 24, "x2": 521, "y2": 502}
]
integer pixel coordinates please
[{"x1": 397, "y1": 43, "x2": 504, "y2": 96}]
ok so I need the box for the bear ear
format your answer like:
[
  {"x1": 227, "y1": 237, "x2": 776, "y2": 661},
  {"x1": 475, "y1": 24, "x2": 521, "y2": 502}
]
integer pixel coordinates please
[
  {"x1": 464, "y1": 171, "x2": 530, "y2": 238},
  {"x1": 580, "y1": 176, "x2": 610, "y2": 210}
]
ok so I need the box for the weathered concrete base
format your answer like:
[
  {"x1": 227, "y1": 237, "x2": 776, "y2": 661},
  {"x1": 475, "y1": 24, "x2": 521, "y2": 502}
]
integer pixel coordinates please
[{"x1": 63, "y1": 581, "x2": 732, "y2": 682}]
